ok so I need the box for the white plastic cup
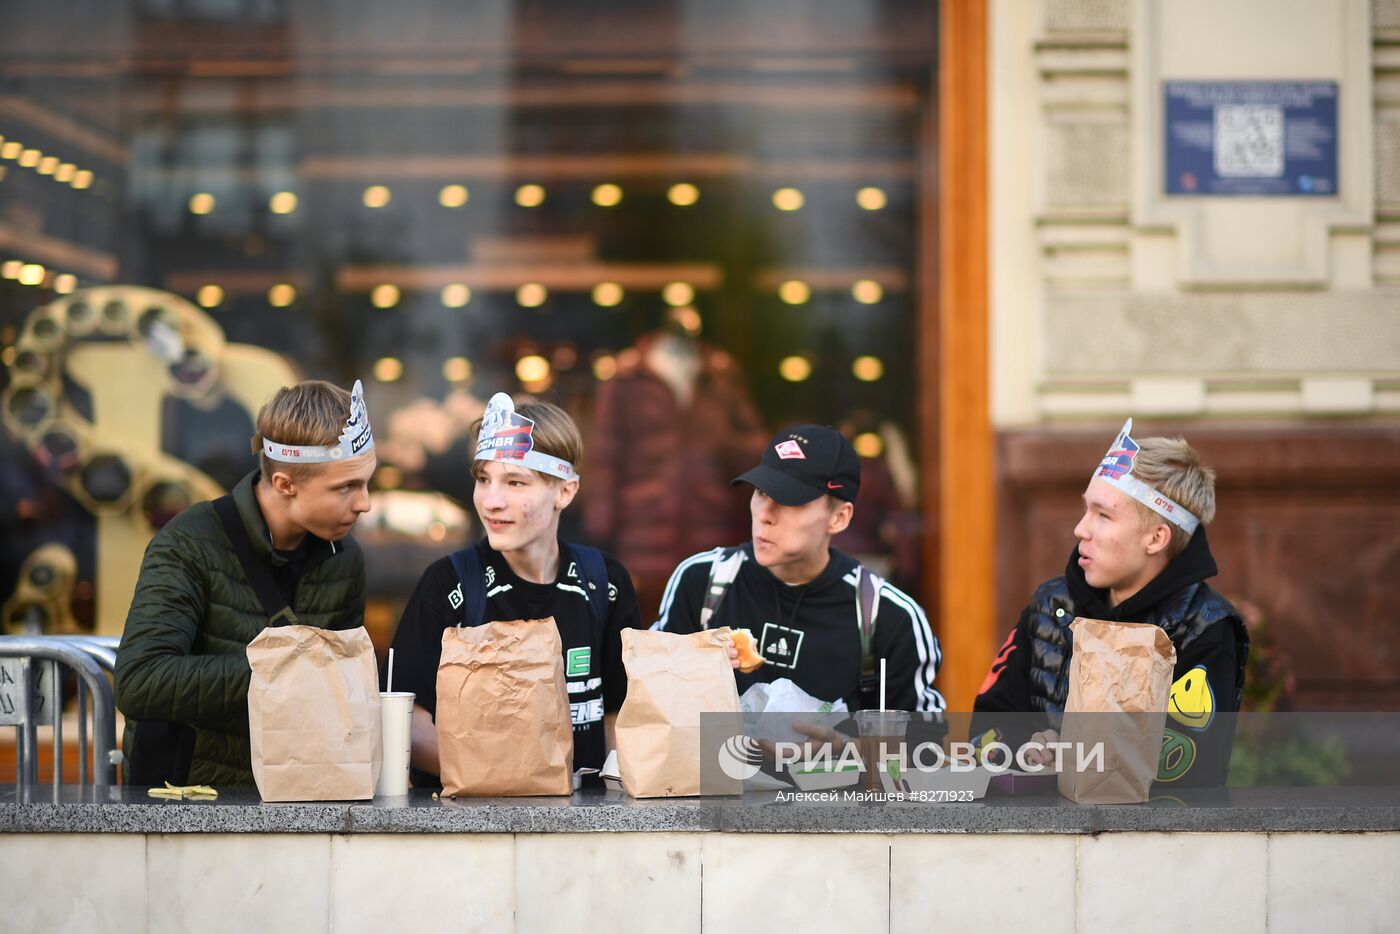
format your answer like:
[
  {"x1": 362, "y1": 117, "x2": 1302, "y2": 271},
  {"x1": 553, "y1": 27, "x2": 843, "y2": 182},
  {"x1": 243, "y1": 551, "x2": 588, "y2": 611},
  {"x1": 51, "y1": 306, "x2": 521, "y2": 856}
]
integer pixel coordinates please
[{"x1": 377, "y1": 691, "x2": 415, "y2": 797}]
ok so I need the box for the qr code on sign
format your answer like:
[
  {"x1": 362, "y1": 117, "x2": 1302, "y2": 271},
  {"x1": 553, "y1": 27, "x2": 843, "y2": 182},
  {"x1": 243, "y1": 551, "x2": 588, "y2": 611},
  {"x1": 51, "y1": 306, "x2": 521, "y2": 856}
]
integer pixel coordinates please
[{"x1": 1214, "y1": 104, "x2": 1284, "y2": 178}]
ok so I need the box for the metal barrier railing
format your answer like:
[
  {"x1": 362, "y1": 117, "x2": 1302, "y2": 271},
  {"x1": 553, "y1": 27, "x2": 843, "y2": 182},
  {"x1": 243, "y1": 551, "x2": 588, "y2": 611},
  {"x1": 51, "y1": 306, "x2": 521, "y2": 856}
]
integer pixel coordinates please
[
  {"x1": 61, "y1": 635, "x2": 118, "y2": 787},
  {"x1": 1, "y1": 635, "x2": 120, "y2": 787}
]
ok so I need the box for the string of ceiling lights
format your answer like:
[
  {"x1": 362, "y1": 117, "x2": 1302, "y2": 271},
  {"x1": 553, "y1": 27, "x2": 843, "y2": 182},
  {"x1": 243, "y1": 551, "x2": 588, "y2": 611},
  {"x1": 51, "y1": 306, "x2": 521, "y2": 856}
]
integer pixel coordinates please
[
  {"x1": 0, "y1": 131, "x2": 100, "y2": 295},
  {"x1": 4, "y1": 161, "x2": 896, "y2": 397}
]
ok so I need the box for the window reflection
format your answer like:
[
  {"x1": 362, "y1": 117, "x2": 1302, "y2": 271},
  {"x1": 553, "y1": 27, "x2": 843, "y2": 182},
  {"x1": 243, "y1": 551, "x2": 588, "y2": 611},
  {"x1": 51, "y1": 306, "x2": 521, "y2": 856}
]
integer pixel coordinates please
[{"x1": 0, "y1": 0, "x2": 935, "y2": 632}]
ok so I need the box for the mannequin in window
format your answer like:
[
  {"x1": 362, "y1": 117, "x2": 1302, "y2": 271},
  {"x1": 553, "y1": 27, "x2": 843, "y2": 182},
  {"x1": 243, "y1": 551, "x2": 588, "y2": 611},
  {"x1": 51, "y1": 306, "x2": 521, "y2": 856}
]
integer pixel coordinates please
[{"x1": 583, "y1": 308, "x2": 769, "y2": 621}]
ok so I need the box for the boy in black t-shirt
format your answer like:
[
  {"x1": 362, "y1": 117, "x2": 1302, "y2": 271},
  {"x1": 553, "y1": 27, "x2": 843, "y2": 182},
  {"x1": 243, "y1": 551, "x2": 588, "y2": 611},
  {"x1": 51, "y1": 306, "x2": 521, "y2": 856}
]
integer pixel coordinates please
[{"x1": 389, "y1": 393, "x2": 641, "y2": 786}]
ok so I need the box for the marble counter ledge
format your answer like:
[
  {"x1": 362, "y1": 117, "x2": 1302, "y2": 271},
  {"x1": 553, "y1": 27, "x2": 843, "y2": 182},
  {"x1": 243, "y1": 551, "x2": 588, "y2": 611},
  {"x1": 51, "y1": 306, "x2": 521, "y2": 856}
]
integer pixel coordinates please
[{"x1": 2, "y1": 785, "x2": 1398, "y2": 835}]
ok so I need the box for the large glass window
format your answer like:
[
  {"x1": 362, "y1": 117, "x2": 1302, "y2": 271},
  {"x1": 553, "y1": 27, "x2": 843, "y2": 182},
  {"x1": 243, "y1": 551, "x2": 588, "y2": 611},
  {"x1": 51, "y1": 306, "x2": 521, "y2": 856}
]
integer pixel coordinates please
[{"x1": 0, "y1": 1, "x2": 937, "y2": 635}]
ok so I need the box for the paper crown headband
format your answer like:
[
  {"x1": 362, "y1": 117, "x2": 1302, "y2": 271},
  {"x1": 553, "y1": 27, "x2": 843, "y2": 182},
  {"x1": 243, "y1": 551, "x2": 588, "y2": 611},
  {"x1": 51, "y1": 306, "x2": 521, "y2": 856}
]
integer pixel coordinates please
[
  {"x1": 262, "y1": 379, "x2": 375, "y2": 464},
  {"x1": 1093, "y1": 418, "x2": 1200, "y2": 535},
  {"x1": 473, "y1": 392, "x2": 577, "y2": 481}
]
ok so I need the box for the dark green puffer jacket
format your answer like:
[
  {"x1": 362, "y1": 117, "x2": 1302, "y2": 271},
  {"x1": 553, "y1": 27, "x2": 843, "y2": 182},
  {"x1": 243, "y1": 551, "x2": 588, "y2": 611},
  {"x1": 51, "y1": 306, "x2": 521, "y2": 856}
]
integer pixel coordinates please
[{"x1": 115, "y1": 469, "x2": 365, "y2": 786}]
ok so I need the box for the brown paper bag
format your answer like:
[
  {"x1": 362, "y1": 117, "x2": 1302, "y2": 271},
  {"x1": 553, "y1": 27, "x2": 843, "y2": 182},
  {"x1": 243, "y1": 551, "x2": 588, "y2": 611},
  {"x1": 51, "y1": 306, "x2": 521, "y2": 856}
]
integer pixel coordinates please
[
  {"x1": 246, "y1": 625, "x2": 382, "y2": 802},
  {"x1": 436, "y1": 618, "x2": 573, "y2": 797},
  {"x1": 1057, "y1": 617, "x2": 1176, "y2": 804},
  {"x1": 616, "y1": 627, "x2": 743, "y2": 797}
]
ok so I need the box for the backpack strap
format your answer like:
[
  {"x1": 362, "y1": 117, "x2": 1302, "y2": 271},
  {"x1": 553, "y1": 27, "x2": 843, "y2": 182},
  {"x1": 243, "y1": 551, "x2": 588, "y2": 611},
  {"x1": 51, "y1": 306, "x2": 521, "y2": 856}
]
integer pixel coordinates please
[
  {"x1": 566, "y1": 543, "x2": 610, "y2": 625},
  {"x1": 213, "y1": 495, "x2": 297, "y2": 626},
  {"x1": 700, "y1": 547, "x2": 747, "y2": 630},
  {"x1": 447, "y1": 544, "x2": 487, "y2": 628},
  {"x1": 855, "y1": 565, "x2": 883, "y2": 695}
]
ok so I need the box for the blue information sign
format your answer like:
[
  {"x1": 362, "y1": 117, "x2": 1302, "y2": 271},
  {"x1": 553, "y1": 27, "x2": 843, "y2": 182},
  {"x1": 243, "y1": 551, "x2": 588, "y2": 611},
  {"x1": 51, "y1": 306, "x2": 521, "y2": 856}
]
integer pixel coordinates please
[{"x1": 1164, "y1": 81, "x2": 1338, "y2": 196}]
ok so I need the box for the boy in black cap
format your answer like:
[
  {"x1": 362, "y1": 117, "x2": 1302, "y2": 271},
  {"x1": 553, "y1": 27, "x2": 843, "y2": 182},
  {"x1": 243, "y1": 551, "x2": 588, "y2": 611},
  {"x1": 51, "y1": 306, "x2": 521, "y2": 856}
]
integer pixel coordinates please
[{"x1": 655, "y1": 425, "x2": 945, "y2": 714}]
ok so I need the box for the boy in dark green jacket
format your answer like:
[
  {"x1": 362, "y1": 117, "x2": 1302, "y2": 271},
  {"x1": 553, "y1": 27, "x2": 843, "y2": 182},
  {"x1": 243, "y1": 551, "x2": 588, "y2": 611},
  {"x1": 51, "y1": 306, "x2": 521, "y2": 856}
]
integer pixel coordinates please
[{"x1": 115, "y1": 380, "x2": 376, "y2": 785}]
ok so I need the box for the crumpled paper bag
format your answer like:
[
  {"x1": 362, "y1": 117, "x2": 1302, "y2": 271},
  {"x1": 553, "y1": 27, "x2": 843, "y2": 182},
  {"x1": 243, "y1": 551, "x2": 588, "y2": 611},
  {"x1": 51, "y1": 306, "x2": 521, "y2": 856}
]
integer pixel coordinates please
[
  {"x1": 1057, "y1": 617, "x2": 1176, "y2": 804},
  {"x1": 615, "y1": 627, "x2": 741, "y2": 797},
  {"x1": 436, "y1": 618, "x2": 573, "y2": 797},
  {"x1": 247, "y1": 625, "x2": 381, "y2": 802}
]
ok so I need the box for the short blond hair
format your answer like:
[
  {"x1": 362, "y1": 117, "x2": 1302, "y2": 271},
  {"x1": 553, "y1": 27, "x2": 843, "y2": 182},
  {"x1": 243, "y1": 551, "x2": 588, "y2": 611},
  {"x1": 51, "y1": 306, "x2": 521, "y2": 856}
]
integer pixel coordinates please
[
  {"x1": 470, "y1": 400, "x2": 583, "y2": 482},
  {"x1": 1130, "y1": 436, "x2": 1216, "y2": 559},
  {"x1": 251, "y1": 381, "x2": 353, "y2": 482}
]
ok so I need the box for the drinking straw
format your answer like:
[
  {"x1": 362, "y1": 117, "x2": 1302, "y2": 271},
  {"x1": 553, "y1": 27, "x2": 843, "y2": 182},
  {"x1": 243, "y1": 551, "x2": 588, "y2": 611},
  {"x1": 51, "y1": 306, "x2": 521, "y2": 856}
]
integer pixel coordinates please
[
  {"x1": 387, "y1": 648, "x2": 395, "y2": 694},
  {"x1": 873, "y1": 658, "x2": 884, "y2": 716}
]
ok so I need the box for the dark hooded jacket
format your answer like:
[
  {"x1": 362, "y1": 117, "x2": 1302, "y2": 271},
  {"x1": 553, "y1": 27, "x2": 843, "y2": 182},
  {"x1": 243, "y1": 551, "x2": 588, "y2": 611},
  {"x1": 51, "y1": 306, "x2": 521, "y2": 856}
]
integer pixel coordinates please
[{"x1": 655, "y1": 543, "x2": 945, "y2": 714}]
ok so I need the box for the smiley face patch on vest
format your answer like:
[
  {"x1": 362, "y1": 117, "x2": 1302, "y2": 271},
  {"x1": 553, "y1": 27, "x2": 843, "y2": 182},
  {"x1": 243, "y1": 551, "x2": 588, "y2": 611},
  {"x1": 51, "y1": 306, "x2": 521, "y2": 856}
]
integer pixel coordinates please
[{"x1": 1168, "y1": 664, "x2": 1215, "y2": 731}]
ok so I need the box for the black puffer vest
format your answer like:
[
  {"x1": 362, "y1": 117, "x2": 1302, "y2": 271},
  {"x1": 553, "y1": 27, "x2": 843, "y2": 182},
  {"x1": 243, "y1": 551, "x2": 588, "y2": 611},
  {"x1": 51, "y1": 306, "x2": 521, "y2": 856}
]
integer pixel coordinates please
[{"x1": 1023, "y1": 576, "x2": 1243, "y2": 716}]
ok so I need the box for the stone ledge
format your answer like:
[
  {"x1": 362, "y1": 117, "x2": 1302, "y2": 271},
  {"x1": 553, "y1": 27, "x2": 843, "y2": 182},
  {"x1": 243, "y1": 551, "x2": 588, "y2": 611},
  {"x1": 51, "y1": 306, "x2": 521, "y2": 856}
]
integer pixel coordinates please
[{"x1": 2, "y1": 785, "x2": 1397, "y2": 835}]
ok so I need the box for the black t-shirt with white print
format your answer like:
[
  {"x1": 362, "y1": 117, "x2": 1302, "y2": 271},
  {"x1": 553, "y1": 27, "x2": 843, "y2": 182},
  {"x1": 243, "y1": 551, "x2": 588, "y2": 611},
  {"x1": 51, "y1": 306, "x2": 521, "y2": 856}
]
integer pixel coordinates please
[{"x1": 389, "y1": 538, "x2": 640, "y2": 781}]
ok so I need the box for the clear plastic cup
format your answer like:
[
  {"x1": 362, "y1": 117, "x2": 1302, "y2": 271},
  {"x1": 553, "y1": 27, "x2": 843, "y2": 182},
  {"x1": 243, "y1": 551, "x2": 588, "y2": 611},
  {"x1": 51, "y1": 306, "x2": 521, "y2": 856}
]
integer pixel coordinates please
[{"x1": 854, "y1": 709, "x2": 911, "y2": 791}]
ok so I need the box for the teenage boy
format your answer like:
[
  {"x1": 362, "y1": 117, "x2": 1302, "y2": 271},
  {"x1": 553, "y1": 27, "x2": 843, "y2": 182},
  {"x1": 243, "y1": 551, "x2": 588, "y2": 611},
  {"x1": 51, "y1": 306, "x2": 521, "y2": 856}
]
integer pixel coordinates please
[
  {"x1": 390, "y1": 393, "x2": 641, "y2": 787},
  {"x1": 116, "y1": 380, "x2": 376, "y2": 786},
  {"x1": 973, "y1": 419, "x2": 1249, "y2": 785},
  {"x1": 655, "y1": 425, "x2": 945, "y2": 715}
]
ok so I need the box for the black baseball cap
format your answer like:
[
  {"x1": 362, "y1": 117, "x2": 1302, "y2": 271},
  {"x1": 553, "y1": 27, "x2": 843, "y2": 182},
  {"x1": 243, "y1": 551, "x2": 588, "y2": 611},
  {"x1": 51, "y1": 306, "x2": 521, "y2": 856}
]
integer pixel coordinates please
[{"x1": 732, "y1": 425, "x2": 861, "y2": 506}]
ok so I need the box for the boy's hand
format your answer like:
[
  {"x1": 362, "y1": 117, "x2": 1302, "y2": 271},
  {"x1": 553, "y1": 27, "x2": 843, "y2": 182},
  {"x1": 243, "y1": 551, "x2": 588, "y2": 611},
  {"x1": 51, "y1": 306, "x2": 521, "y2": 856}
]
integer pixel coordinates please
[
  {"x1": 1020, "y1": 728, "x2": 1061, "y2": 769},
  {"x1": 724, "y1": 629, "x2": 765, "y2": 673},
  {"x1": 791, "y1": 719, "x2": 856, "y2": 751}
]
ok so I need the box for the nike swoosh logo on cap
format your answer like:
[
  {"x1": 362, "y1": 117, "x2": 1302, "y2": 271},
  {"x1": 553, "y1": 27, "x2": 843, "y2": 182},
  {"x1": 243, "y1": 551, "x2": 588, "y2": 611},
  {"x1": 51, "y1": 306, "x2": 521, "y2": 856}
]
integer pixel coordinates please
[{"x1": 827, "y1": 482, "x2": 843, "y2": 490}]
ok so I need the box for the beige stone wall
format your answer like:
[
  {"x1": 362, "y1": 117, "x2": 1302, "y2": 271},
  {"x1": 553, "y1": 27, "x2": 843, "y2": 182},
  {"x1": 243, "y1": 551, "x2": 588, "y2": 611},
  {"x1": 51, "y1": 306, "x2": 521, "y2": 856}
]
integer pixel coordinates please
[
  {"x1": 990, "y1": 0, "x2": 1400, "y2": 426},
  {"x1": 3, "y1": 830, "x2": 1399, "y2": 933}
]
